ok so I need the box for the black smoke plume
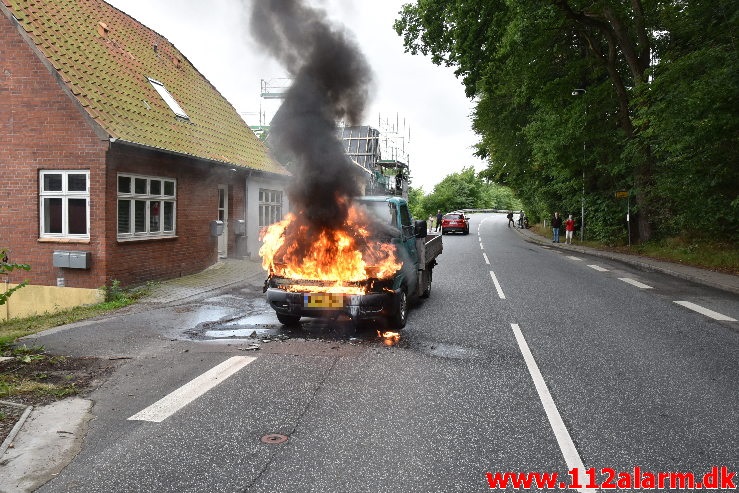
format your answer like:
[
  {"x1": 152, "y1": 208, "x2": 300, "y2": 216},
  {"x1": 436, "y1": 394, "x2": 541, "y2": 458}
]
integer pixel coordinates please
[{"x1": 249, "y1": 0, "x2": 373, "y2": 235}]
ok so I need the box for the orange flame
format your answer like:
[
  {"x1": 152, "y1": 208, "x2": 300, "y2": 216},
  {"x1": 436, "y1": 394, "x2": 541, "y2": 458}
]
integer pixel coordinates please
[
  {"x1": 260, "y1": 203, "x2": 401, "y2": 294},
  {"x1": 378, "y1": 330, "x2": 401, "y2": 346}
]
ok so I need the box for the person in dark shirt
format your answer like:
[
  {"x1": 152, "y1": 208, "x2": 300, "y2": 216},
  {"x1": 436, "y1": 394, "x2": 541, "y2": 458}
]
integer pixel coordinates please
[
  {"x1": 552, "y1": 212, "x2": 562, "y2": 243},
  {"x1": 507, "y1": 212, "x2": 514, "y2": 227},
  {"x1": 435, "y1": 210, "x2": 443, "y2": 232}
]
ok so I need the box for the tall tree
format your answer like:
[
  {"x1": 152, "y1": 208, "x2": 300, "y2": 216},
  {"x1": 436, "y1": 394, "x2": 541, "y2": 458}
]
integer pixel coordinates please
[{"x1": 395, "y1": 0, "x2": 738, "y2": 243}]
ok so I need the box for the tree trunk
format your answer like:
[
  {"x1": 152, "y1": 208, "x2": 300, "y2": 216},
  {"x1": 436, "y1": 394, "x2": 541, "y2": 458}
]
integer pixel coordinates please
[{"x1": 553, "y1": 0, "x2": 655, "y2": 242}]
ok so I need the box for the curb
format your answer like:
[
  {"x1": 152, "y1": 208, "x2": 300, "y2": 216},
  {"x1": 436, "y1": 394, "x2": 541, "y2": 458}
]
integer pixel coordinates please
[
  {"x1": 0, "y1": 400, "x2": 33, "y2": 457},
  {"x1": 512, "y1": 227, "x2": 739, "y2": 296}
]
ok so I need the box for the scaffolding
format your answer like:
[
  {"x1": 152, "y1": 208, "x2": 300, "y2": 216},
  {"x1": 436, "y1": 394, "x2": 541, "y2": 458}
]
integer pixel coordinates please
[
  {"x1": 338, "y1": 114, "x2": 410, "y2": 197},
  {"x1": 251, "y1": 78, "x2": 411, "y2": 197}
]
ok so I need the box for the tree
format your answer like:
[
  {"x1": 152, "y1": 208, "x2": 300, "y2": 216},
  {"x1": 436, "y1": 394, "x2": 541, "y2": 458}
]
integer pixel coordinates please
[
  {"x1": 395, "y1": 0, "x2": 738, "y2": 243},
  {"x1": 0, "y1": 249, "x2": 30, "y2": 306},
  {"x1": 407, "y1": 186, "x2": 427, "y2": 220},
  {"x1": 414, "y1": 167, "x2": 521, "y2": 218}
]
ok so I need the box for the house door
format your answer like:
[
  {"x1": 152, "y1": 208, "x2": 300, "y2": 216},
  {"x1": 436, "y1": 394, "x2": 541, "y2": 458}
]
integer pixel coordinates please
[{"x1": 218, "y1": 186, "x2": 228, "y2": 258}]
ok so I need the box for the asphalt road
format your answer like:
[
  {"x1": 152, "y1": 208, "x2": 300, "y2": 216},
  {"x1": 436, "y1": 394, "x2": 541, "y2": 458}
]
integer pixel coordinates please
[{"x1": 33, "y1": 213, "x2": 738, "y2": 492}]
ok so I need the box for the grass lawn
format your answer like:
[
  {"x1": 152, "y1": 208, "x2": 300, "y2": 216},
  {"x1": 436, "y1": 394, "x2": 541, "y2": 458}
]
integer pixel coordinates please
[{"x1": 529, "y1": 224, "x2": 738, "y2": 275}]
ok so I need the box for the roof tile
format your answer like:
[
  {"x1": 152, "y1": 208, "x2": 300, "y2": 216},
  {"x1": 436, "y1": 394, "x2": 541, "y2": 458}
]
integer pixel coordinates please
[{"x1": 5, "y1": 0, "x2": 288, "y2": 175}]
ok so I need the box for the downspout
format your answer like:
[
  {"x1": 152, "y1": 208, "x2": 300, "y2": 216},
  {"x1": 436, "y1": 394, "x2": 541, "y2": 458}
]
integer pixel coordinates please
[{"x1": 245, "y1": 170, "x2": 252, "y2": 258}]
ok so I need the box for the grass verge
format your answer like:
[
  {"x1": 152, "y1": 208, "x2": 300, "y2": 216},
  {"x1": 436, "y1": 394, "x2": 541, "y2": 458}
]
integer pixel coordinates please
[
  {"x1": 0, "y1": 282, "x2": 150, "y2": 444},
  {"x1": 0, "y1": 281, "x2": 153, "y2": 347},
  {"x1": 529, "y1": 224, "x2": 738, "y2": 274},
  {"x1": 0, "y1": 298, "x2": 134, "y2": 348}
]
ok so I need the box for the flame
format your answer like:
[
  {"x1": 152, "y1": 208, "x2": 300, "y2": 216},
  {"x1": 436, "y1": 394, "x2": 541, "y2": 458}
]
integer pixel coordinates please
[
  {"x1": 378, "y1": 331, "x2": 401, "y2": 346},
  {"x1": 260, "y1": 203, "x2": 401, "y2": 294}
]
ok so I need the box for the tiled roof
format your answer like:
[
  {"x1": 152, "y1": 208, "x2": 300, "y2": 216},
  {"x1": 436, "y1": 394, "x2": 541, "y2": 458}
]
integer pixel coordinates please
[{"x1": 3, "y1": 0, "x2": 289, "y2": 176}]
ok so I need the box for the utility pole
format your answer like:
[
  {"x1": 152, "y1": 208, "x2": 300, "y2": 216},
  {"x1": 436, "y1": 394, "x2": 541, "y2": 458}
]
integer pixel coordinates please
[{"x1": 572, "y1": 88, "x2": 586, "y2": 242}]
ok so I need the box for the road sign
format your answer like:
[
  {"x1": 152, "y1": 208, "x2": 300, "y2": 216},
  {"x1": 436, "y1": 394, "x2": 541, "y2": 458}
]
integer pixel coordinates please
[{"x1": 615, "y1": 190, "x2": 629, "y2": 199}]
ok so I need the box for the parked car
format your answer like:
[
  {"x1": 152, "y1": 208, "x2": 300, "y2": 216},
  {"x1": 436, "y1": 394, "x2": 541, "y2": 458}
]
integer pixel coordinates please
[{"x1": 441, "y1": 212, "x2": 469, "y2": 235}]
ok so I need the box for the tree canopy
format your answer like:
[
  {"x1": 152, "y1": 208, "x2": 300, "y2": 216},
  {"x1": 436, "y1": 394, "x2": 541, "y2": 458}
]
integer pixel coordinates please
[
  {"x1": 408, "y1": 167, "x2": 521, "y2": 219},
  {"x1": 395, "y1": 0, "x2": 738, "y2": 243}
]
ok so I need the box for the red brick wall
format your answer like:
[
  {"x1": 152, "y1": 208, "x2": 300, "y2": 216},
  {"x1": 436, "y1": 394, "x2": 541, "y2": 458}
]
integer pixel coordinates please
[
  {"x1": 0, "y1": 11, "x2": 109, "y2": 289},
  {"x1": 104, "y1": 145, "x2": 247, "y2": 287},
  {"x1": 1, "y1": 12, "x2": 248, "y2": 290}
]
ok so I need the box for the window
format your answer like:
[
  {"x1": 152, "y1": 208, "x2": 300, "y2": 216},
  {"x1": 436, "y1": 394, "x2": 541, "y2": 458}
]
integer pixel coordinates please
[
  {"x1": 39, "y1": 170, "x2": 90, "y2": 238},
  {"x1": 259, "y1": 189, "x2": 282, "y2": 228},
  {"x1": 147, "y1": 77, "x2": 189, "y2": 119},
  {"x1": 117, "y1": 174, "x2": 176, "y2": 239},
  {"x1": 399, "y1": 203, "x2": 413, "y2": 237}
]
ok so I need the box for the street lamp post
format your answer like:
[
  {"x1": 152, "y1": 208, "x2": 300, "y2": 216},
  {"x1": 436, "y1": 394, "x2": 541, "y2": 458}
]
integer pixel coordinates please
[{"x1": 572, "y1": 88, "x2": 586, "y2": 242}]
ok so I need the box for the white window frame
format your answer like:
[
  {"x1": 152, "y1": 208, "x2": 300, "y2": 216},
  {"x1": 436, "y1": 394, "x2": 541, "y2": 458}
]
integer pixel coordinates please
[
  {"x1": 147, "y1": 77, "x2": 189, "y2": 119},
  {"x1": 39, "y1": 170, "x2": 90, "y2": 239},
  {"x1": 117, "y1": 173, "x2": 176, "y2": 240},
  {"x1": 258, "y1": 189, "x2": 283, "y2": 228}
]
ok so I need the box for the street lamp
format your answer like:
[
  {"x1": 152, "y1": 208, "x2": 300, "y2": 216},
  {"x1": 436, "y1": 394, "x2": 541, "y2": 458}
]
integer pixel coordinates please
[{"x1": 572, "y1": 88, "x2": 586, "y2": 241}]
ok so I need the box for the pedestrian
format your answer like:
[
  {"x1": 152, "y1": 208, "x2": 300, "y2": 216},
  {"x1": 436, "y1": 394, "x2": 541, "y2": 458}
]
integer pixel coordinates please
[
  {"x1": 565, "y1": 214, "x2": 575, "y2": 244},
  {"x1": 507, "y1": 211, "x2": 514, "y2": 227},
  {"x1": 552, "y1": 212, "x2": 562, "y2": 243},
  {"x1": 435, "y1": 210, "x2": 443, "y2": 232}
]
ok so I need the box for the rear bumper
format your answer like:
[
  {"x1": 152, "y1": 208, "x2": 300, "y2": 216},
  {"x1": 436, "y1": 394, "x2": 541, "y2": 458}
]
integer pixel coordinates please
[
  {"x1": 266, "y1": 287, "x2": 398, "y2": 321},
  {"x1": 442, "y1": 226, "x2": 468, "y2": 233}
]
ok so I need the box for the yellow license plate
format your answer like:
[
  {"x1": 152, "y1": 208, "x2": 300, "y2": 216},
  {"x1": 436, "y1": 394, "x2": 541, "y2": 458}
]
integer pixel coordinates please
[{"x1": 304, "y1": 293, "x2": 344, "y2": 308}]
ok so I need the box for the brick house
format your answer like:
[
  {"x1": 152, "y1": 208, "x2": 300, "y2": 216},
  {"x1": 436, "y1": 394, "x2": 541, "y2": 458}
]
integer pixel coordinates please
[{"x1": 0, "y1": 0, "x2": 290, "y2": 318}]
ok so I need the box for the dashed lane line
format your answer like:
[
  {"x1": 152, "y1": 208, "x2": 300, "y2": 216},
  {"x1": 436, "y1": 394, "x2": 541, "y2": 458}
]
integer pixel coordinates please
[
  {"x1": 483, "y1": 252, "x2": 490, "y2": 265},
  {"x1": 619, "y1": 277, "x2": 653, "y2": 289},
  {"x1": 674, "y1": 301, "x2": 737, "y2": 322},
  {"x1": 566, "y1": 256, "x2": 583, "y2": 261},
  {"x1": 128, "y1": 356, "x2": 256, "y2": 423},
  {"x1": 587, "y1": 264, "x2": 609, "y2": 272},
  {"x1": 511, "y1": 324, "x2": 596, "y2": 493},
  {"x1": 489, "y1": 271, "x2": 506, "y2": 299}
]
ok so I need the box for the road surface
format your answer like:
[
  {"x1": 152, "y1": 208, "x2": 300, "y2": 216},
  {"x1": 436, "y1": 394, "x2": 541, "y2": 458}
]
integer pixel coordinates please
[{"x1": 31, "y1": 213, "x2": 738, "y2": 492}]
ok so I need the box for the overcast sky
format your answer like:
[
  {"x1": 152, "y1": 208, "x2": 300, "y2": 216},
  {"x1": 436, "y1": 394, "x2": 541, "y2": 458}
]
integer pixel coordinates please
[{"x1": 106, "y1": 0, "x2": 487, "y2": 192}]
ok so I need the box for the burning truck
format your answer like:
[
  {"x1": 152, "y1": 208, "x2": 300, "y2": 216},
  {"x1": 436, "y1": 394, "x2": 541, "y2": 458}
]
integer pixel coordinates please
[
  {"x1": 261, "y1": 196, "x2": 442, "y2": 330},
  {"x1": 249, "y1": 2, "x2": 441, "y2": 331}
]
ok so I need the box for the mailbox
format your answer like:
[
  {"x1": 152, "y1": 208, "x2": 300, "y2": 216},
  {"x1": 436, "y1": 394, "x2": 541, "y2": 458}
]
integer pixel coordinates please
[
  {"x1": 53, "y1": 251, "x2": 70, "y2": 268},
  {"x1": 210, "y1": 220, "x2": 224, "y2": 236},
  {"x1": 53, "y1": 251, "x2": 90, "y2": 269},
  {"x1": 69, "y1": 251, "x2": 91, "y2": 269},
  {"x1": 233, "y1": 219, "x2": 246, "y2": 236}
]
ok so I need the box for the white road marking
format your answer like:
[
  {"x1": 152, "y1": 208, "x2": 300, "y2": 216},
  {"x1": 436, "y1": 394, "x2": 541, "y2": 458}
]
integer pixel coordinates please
[
  {"x1": 619, "y1": 277, "x2": 653, "y2": 289},
  {"x1": 128, "y1": 356, "x2": 256, "y2": 423},
  {"x1": 511, "y1": 324, "x2": 596, "y2": 493},
  {"x1": 483, "y1": 252, "x2": 490, "y2": 265},
  {"x1": 674, "y1": 301, "x2": 737, "y2": 321},
  {"x1": 489, "y1": 271, "x2": 506, "y2": 299},
  {"x1": 587, "y1": 264, "x2": 609, "y2": 272},
  {"x1": 566, "y1": 256, "x2": 583, "y2": 261},
  {"x1": 480, "y1": 243, "x2": 484, "y2": 250}
]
